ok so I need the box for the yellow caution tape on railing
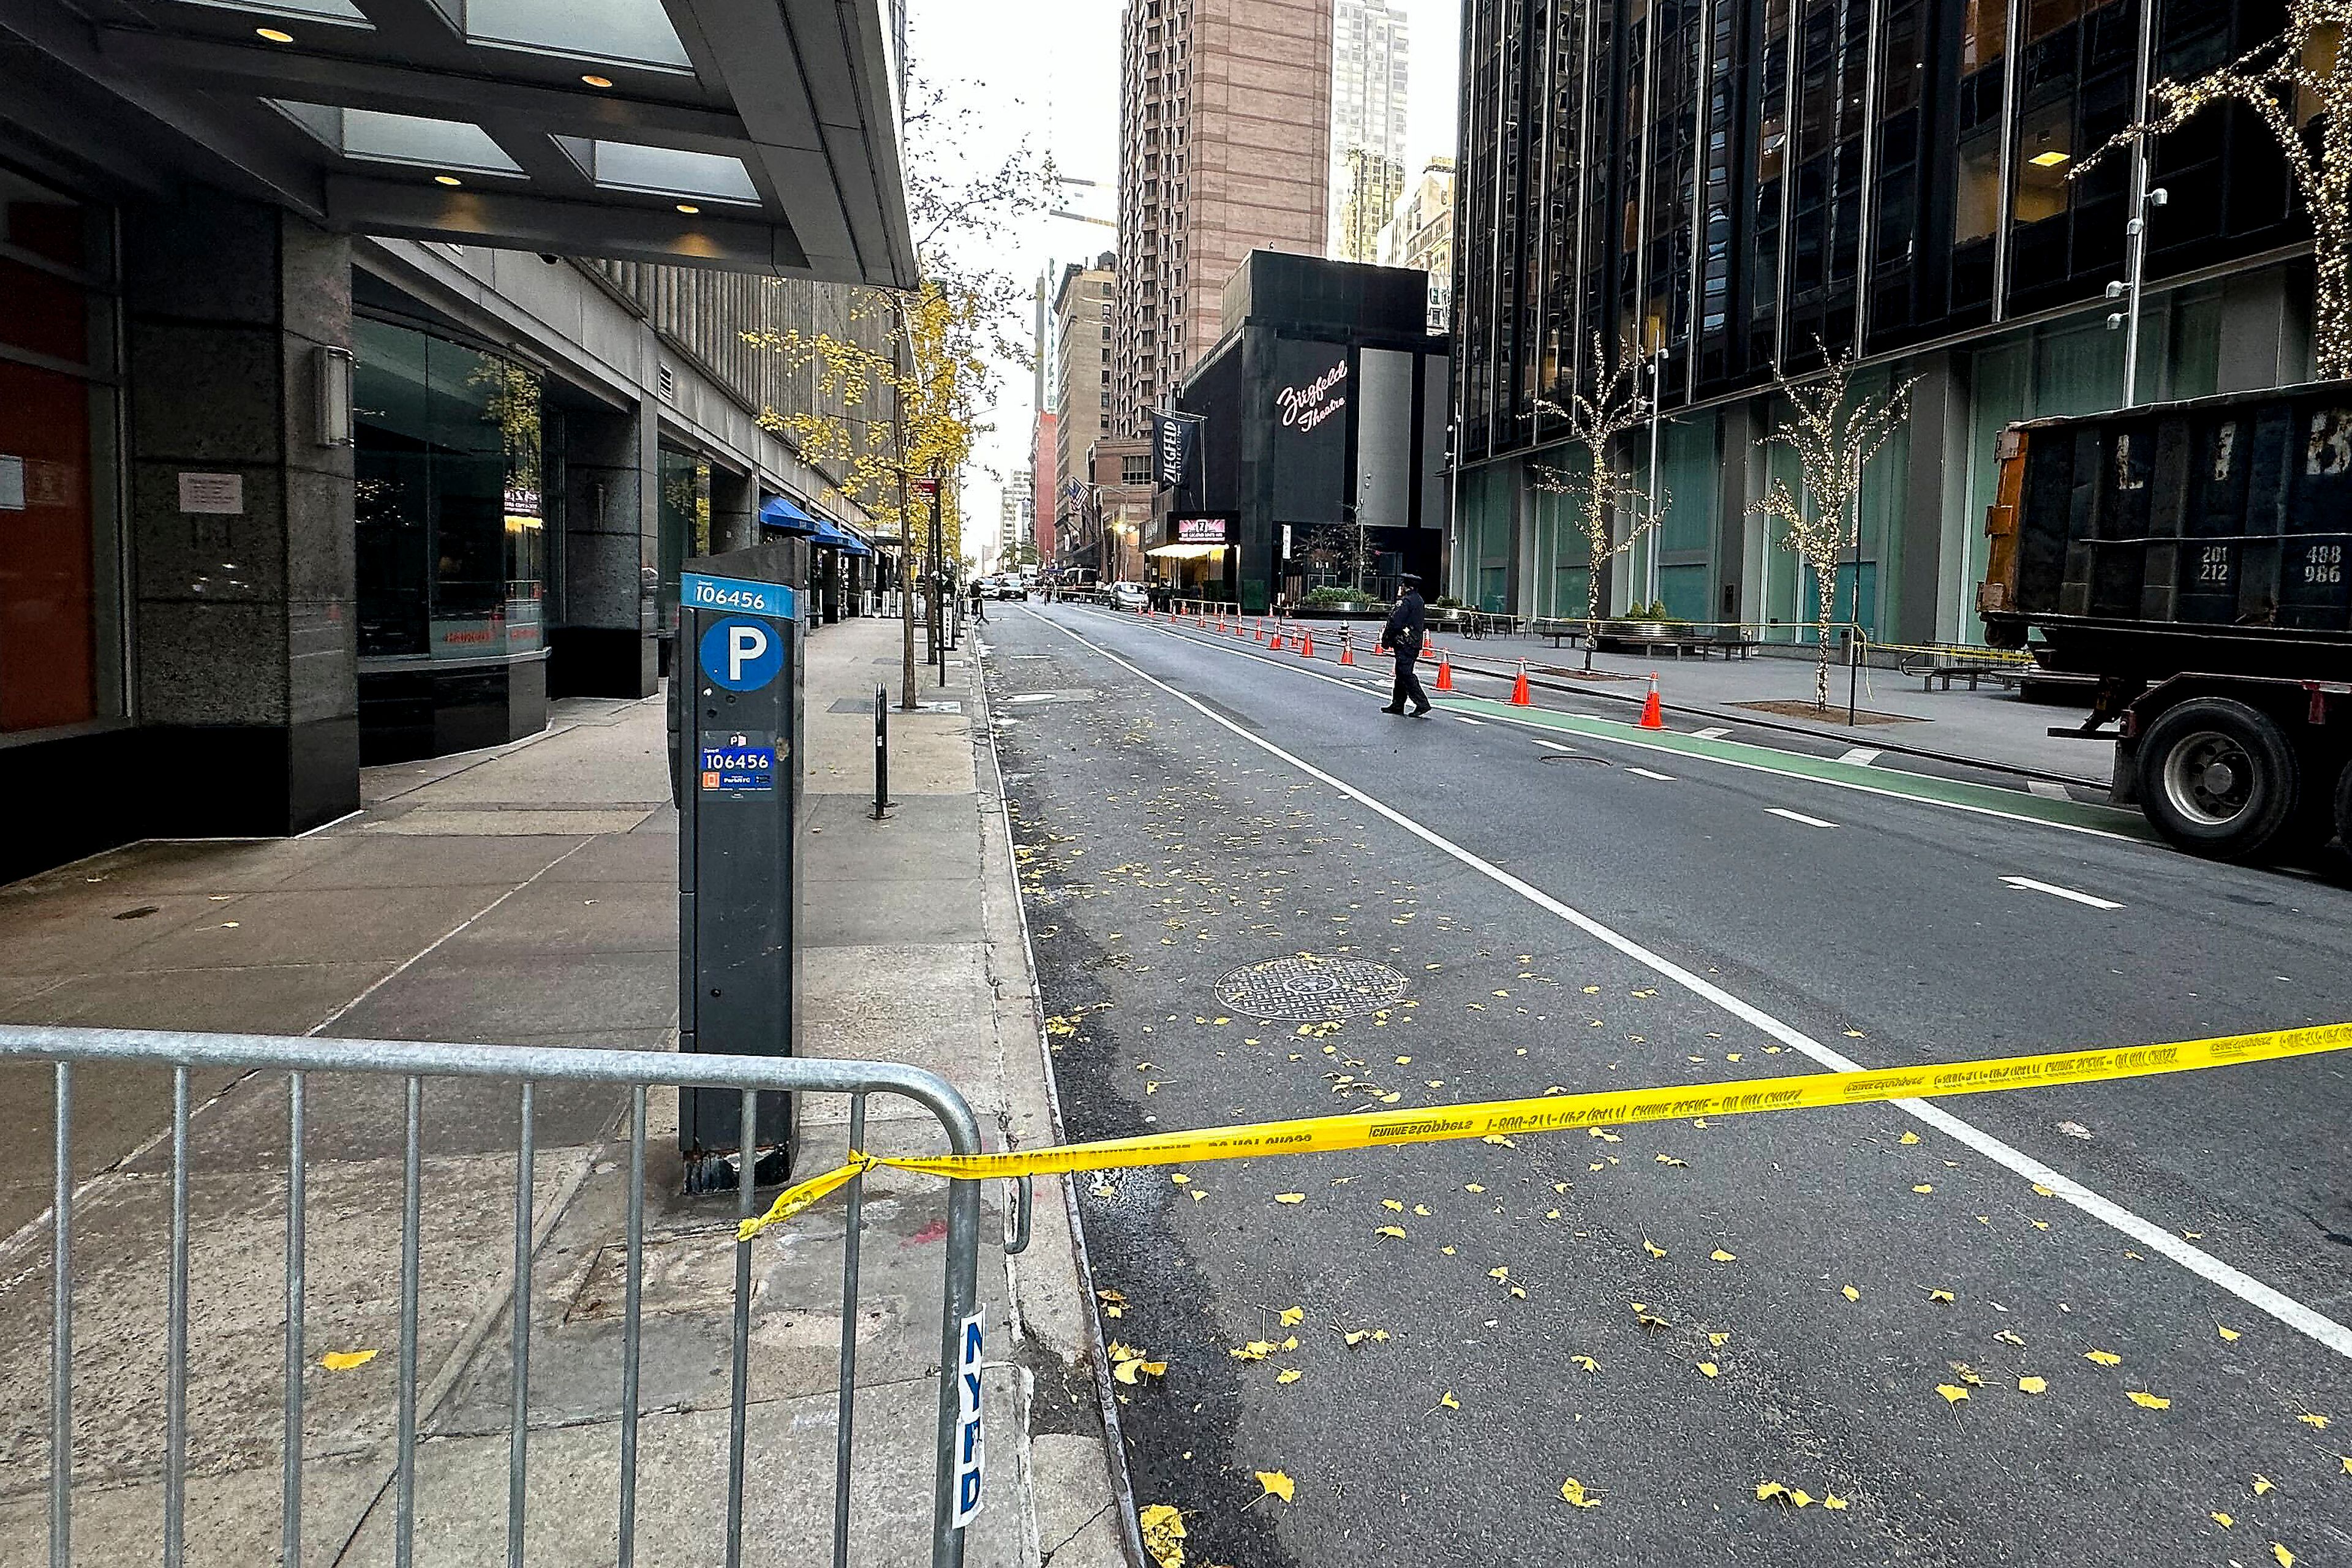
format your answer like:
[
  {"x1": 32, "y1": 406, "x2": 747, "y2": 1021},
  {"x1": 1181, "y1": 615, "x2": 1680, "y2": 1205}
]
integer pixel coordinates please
[{"x1": 739, "y1": 1020, "x2": 2352, "y2": 1240}]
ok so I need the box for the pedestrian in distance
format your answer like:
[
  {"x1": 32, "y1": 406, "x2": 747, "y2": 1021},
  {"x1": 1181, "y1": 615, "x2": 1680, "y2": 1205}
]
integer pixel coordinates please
[
  {"x1": 1379, "y1": 575, "x2": 1432, "y2": 717},
  {"x1": 968, "y1": 576, "x2": 987, "y2": 623}
]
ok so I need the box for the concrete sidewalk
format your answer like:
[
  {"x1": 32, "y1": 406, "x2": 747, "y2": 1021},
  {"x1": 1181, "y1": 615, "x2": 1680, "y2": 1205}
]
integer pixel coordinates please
[
  {"x1": 0, "y1": 617, "x2": 1121, "y2": 1566},
  {"x1": 1311, "y1": 618, "x2": 2114, "y2": 781}
]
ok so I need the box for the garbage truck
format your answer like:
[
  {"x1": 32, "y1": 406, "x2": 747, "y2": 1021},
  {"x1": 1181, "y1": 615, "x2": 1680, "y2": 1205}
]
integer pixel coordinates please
[{"x1": 1977, "y1": 380, "x2": 2352, "y2": 862}]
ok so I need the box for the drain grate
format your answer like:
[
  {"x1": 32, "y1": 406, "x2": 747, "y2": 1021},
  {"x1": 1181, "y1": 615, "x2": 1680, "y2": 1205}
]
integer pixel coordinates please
[{"x1": 1214, "y1": 956, "x2": 1408, "y2": 1022}]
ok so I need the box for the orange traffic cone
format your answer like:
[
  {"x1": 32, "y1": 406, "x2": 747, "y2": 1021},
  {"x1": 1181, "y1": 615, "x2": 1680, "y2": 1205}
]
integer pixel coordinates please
[
  {"x1": 1300, "y1": 625, "x2": 1316, "y2": 658},
  {"x1": 1270, "y1": 624, "x2": 1286, "y2": 650},
  {"x1": 1434, "y1": 647, "x2": 1453, "y2": 692},
  {"x1": 1340, "y1": 633, "x2": 1355, "y2": 667},
  {"x1": 1510, "y1": 659, "x2": 1532, "y2": 706},
  {"x1": 1638, "y1": 672, "x2": 1665, "y2": 729},
  {"x1": 1236, "y1": 615, "x2": 1248, "y2": 639},
  {"x1": 1253, "y1": 617, "x2": 1265, "y2": 643}
]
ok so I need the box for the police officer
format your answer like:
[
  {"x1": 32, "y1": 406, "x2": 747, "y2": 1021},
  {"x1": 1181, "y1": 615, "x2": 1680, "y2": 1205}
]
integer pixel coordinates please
[{"x1": 1378, "y1": 575, "x2": 1431, "y2": 717}]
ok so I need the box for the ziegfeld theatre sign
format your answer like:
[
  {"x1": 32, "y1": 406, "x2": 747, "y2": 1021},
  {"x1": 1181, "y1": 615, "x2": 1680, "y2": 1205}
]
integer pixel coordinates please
[{"x1": 1276, "y1": 358, "x2": 1348, "y2": 434}]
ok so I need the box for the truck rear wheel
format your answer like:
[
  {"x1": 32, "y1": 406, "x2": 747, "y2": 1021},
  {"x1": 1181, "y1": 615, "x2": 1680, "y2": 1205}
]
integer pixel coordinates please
[{"x1": 2136, "y1": 697, "x2": 2300, "y2": 861}]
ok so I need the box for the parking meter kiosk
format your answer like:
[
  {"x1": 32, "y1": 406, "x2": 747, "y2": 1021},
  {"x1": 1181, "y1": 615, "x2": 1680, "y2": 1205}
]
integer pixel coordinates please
[{"x1": 672, "y1": 542, "x2": 807, "y2": 1189}]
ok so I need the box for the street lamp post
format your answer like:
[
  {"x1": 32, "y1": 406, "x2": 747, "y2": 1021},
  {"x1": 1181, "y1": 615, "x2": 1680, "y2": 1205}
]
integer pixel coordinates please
[
  {"x1": 2105, "y1": 0, "x2": 2166, "y2": 407},
  {"x1": 1643, "y1": 344, "x2": 1666, "y2": 608}
]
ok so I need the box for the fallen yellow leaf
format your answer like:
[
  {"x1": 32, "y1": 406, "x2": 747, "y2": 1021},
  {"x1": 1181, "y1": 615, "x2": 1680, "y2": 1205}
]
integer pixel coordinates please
[
  {"x1": 1572, "y1": 1354, "x2": 1599, "y2": 1374},
  {"x1": 2127, "y1": 1390, "x2": 2171, "y2": 1410},
  {"x1": 1711, "y1": 1249, "x2": 1737, "y2": 1263},
  {"x1": 1559, "y1": 1476, "x2": 1602, "y2": 1509},
  {"x1": 2018, "y1": 1376, "x2": 2048, "y2": 1395},
  {"x1": 1822, "y1": 1494, "x2": 1849, "y2": 1510},
  {"x1": 1279, "y1": 1306, "x2": 1304, "y2": 1327},
  {"x1": 1275, "y1": 1368, "x2": 1302, "y2": 1385},
  {"x1": 1698, "y1": 1362, "x2": 1719, "y2": 1378},
  {"x1": 1489, "y1": 1267, "x2": 1510, "y2": 1281},
  {"x1": 1382, "y1": 1199, "x2": 1404, "y2": 1212},
  {"x1": 1169, "y1": 1173, "x2": 1190, "y2": 1186},
  {"x1": 1280, "y1": 1335, "x2": 1299, "y2": 1351},
  {"x1": 2211, "y1": 1512, "x2": 2234, "y2": 1528},
  {"x1": 1936, "y1": 1384, "x2": 1970, "y2": 1404},
  {"x1": 1274, "y1": 1193, "x2": 1306, "y2": 1204},
  {"x1": 1841, "y1": 1285, "x2": 1860, "y2": 1302},
  {"x1": 1926, "y1": 1289, "x2": 1956, "y2": 1304},
  {"x1": 1138, "y1": 1502, "x2": 1186, "y2": 1568},
  {"x1": 1756, "y1": 1481, "x2": 1787, "y2": 1502},
  {"x1": 1374, "y1": 1224, "x2": 1406, "y2": 1240},
  {"x1": 1229, "y1": 1341, "x2": 1275, "y2": 1362},
  {"x1": 1791, "y1": 1490, "x2": 1814, "y2": 1507},
  {"x1": 2252, "y1": 1476, "x2": 2272, "y2": 1496},
  {"x1": 1433, "y1": 1389, "x2": 1461, "y2": 1412},
  {"x1": 2297, "y1": 1412, "x2": 2331, "y2": 1429},
  {"x1": 320, "y1": 1350, "x2": 378, "y2": 1372},
  {"x1": 2272, "y1": 1544, "x2": 2294, "y2": 1568},
  {"x1": 1642, "y1": 1237, "x2": 1667, "y2": 1259},
  {"x1": 1912, "y1": 1184, "x2": 1934, "y2": 1195},
  {"x1": 2217, "y1": 1324, "x2": 2241, "y2": 1342},
  {"x1": 1899, "y1": 1131, "x2": 1920, "y2": 1145},
  {"x1": 1656, "y1": 1155, "x2": 1687, "y2": 1167},
  {"x1": 1254, "y1": 1470, "x2": 1294, "y2": 1505},
  {"x1": 2084, "y1": 1349, "x2": 2122, "y2": 1366},
  {"x1": 1708, "y1": 1332, "x2": 1730, "y2": 1348},
  {"x1": 1464, "y1": 1183, "x2": 1487, "y2": 1193}
]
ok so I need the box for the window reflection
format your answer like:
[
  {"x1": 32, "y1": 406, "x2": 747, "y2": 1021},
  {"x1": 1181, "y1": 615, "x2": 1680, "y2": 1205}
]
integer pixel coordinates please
[{"x1": 353, "y1": 318, "x2": 544, "y2": 662}]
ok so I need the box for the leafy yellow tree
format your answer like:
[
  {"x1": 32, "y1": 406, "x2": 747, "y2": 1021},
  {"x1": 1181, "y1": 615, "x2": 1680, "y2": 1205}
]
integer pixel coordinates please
[
  {"x1": 2075, "y1": 1, "x2": 2352, "y2": 377},
  {"x1": 1531, "y1": 333, "x2": 1665, "y2": 669},
  {"x1": 1749, "y1": 344, "x2": 1916, "y2": 709},
  {"x1": 746, "y1": 72, "x2": 1049, "y2": 702}
]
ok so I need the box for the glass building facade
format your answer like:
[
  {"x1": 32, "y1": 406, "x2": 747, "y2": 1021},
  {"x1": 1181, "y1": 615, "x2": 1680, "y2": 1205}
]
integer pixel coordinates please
[
  {"x1": 353, "y1": 316, "x2": 550, "y2": 759},
  {"x1": 1452, "y1": 0, "x2": 2314, "y2": 642}
]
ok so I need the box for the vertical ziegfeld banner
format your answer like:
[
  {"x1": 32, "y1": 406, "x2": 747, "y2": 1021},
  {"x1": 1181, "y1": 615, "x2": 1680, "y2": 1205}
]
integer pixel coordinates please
[{"x1": 1148, "y1": 409, "x2": 1200, "y2": 490}]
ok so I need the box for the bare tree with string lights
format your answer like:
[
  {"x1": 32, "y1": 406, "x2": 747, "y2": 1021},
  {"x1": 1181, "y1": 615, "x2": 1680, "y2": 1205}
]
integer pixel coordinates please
[
  {"x1": 2073, "y1": 1, "x2": 2352, "y2": 377},
  {"x1": 1749, "y1": 343, "x2": 1918, "y2": 709},
  {"x1": 1531, "y1": 332, "x2": 1667, "y2": 669}
]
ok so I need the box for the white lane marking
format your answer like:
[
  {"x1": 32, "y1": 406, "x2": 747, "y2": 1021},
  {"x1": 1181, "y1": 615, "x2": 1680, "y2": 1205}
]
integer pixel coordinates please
[
  {"x1": 1455, "y1": 716, "x2": 1486, "y2": 726},
  {"x1": 1102, "y1": 609, "x2": 2147, "y2": 846},
  {"x1": 2028, "y1": 780, "x2": 2073, "y2": 801},
  {"x1": 1626, "y1": 766, "x2": 1677, "y2": 782},
  {"x1": 2001, "y1": 875, "x2": 2124, "y2": 910},
  {"x1": 1838, "y1": 747, "x2": 1882, "y2": 766},
  {"x1": 1036, "y1": 612, "x2": 2352, "y2": 1362},
  {"x1": 1693, "y1": 726, "x2": 1731, "y2": 739},
  {"x1": 1532, "y1": 739, "x2": 1577, "y2": 753},
  {"x1": 1767, "y1": 807, "x2": 1838, "y2": 828}
]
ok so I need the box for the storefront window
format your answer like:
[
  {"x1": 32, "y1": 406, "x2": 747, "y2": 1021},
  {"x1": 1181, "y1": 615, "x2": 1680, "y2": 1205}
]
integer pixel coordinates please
[
  {"x1": 353, "y1": 317, "x2": 543, "y2": 661},
  {"x1": 0, "y1": 167, "x2": 118, "y2": 735}
]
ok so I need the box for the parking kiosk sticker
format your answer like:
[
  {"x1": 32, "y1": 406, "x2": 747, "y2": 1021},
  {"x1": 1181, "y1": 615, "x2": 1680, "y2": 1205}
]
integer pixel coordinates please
[{"x1": 698, "y1": 731, "x2": 776, "y2": 793}]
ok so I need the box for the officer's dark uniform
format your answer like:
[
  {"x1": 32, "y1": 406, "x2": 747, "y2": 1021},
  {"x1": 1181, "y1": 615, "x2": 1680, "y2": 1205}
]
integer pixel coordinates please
[{"x1": 1379, "y1": 582, "x2": 1430, "y2": 717}]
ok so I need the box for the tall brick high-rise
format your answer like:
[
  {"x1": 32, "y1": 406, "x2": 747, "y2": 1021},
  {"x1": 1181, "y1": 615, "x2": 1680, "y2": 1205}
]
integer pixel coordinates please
[{"x1": 1114, "y1": 0, "x2": 1332, "y2": 436}]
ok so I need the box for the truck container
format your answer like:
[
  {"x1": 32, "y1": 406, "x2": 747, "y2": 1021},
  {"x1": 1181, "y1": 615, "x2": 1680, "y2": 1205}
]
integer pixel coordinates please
[{"x1": 1978, "y1": 380, "x2": 2352, "y2": 862}]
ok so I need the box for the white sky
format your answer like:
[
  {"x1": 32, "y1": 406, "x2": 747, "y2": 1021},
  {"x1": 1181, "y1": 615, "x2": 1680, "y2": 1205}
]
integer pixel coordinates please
[{"x1": 903, "y1": 0, "x2": 1461, "y2": 562}]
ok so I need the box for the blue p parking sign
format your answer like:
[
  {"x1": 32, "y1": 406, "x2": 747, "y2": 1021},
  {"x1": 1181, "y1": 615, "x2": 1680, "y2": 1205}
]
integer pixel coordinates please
[{"x1": 699, "y1": 617, "x2": 783, "y2": 692}]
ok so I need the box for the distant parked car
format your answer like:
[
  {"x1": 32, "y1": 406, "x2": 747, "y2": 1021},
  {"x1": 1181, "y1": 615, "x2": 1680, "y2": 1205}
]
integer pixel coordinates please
[
  {"x1": 994, "y1": 577, "x2": 1028, "y2": 600},
  {"x1": 1109, "y1": 581, "x2": 1149, "y2": 612}
]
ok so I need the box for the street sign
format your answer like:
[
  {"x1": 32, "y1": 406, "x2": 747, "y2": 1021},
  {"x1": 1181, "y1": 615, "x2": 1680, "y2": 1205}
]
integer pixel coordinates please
[{"x1": 913, "y1": 478, "x2": 940, "y2": 496}]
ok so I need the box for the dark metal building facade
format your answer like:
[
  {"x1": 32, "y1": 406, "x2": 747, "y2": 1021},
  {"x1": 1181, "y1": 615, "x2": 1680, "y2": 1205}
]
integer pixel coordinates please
[{"x1": 1451, "y1": 0, "x2": 2318, "y2": 639}]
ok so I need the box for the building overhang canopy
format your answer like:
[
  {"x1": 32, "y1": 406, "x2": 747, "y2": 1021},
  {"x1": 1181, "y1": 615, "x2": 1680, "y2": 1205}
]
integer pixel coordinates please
[{"x1": 1, "y1": 0, "x2": 916, "y2": 282}]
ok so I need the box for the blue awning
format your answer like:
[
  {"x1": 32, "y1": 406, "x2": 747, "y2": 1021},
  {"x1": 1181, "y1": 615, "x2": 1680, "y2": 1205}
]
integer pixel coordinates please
[
  {"x1": 809, "y1": 516, "x2": 853, "y2": 549},
  {"x1": 759, "y1": 495, "x2": 819, "y2": 536}
]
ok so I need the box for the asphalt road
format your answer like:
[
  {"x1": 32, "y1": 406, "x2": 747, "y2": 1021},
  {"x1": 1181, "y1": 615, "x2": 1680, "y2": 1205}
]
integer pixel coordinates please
[{"x1": 982, "y1": 601, "x2": 2352, "y2": 1568}]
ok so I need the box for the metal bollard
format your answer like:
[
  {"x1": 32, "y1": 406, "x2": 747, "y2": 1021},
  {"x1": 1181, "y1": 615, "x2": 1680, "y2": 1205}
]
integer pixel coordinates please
[{"x1": 873, "y1": 687, "x2": 892, "y2": 821}]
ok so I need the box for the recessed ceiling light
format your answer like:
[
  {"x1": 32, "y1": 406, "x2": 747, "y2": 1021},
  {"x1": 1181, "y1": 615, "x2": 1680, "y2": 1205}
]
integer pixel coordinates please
[
  {"x1": 676, "y1": 202, "x2": 700, "y2": 214},
  {"x1": 255, "y1": 26, "x2": 295, "y2": 42},
  {"x1": 434, "y1": 174, "x2": 464, "y2": 187},
  {"x1": 581, "y1": 74, "x2": 613, "y2": 88},
  {"x1": 2029, "y1": 150, "x2": 2070, "y2": 167}
]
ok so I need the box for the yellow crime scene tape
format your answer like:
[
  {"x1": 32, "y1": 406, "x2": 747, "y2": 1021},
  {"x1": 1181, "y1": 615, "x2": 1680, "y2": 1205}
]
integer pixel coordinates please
[{"x1": 740, "y1": 1019, "x2": 2352, "y2": 1241}]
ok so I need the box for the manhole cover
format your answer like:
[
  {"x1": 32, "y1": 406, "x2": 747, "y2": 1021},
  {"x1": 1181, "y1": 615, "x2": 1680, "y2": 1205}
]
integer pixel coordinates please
[{"x1": 1214, "y1": 957, "x2": 1408, "y2": 1022}]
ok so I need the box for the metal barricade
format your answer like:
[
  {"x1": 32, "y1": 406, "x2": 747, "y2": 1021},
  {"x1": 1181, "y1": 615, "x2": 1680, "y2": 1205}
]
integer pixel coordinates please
[{"x1": 0, "y1": 1025, "x2": 987, "y2": 1568}]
